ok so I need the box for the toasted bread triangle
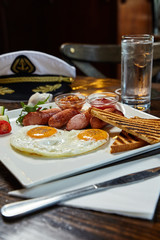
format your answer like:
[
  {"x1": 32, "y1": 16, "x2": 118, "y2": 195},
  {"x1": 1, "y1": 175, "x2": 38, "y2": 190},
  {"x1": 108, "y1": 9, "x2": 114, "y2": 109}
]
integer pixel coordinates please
[
  {"x1": 90, "y1": 107, "x2": 160, "y2": 144},
  {"x1": 110, "y1": 130, "x2": 147, "y2": 153}
]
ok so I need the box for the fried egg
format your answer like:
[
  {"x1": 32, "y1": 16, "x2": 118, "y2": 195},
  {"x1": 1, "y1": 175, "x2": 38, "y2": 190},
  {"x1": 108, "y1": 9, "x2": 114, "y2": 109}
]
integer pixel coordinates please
[{"x1": 10, "y1": 125, "x2": 109, "y2": 158}]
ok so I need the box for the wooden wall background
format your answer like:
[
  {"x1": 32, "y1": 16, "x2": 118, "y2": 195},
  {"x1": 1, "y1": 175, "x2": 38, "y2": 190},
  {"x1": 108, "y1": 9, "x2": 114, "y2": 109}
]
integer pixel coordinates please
[
  {"x1": 117, "y1": 0, "x2": 153, "y2": 43},
  {"x1": 0, "y1": 0, "x2": 154, "y2": 78}
]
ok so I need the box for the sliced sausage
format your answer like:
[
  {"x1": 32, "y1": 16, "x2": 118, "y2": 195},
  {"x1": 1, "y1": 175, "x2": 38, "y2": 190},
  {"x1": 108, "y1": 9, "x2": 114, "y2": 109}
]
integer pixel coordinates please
[
  {"x1": 90, "y1": 116, "x2": 107, "y2": 129},
  {"x1": 114, "y1": 109, "x2": 124, "y2": 116},
  {"x1": 48, "y1": 109, "x2": 79, "y2": 128},
  {"x1": 66, "y1": 111, "x2": 90, "y2": 130},
  {"x1": 90, "y1": 107, "x2": 115, "y2": 129},
  {"x1": 41, "y1": 108, "x2": 61, "y2": 114},
  {"x1": 104, "y1": 107, "x2": 116, "y2": 113},
  {"x1": 23, "y1": 108, "x2": 61, "y2": 126}
]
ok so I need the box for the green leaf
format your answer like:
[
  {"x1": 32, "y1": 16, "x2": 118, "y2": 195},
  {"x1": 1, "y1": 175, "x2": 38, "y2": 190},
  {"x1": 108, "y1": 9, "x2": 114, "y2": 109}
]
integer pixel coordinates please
[{"x1": 16, "y1": 96, "x2": 50, "y2": 125}]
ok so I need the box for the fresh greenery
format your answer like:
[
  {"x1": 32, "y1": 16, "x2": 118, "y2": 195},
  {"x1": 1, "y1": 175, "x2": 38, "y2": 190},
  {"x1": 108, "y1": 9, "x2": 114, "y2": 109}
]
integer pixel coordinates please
[{"x1": 16, "y1": 97, "x2": 49, "y2": 125}]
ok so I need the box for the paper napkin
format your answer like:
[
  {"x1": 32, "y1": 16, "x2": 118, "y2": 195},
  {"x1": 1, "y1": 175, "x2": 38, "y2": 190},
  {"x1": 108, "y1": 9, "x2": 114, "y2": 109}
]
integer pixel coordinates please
[{"x1": 9, "y1": 154, "x2": 160, "y2": 220}]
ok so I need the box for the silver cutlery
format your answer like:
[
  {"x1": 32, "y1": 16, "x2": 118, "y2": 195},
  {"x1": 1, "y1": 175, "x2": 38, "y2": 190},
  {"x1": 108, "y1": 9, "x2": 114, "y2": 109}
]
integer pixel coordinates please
[{"x1": 1, "y1": 166, "x2": 160, "y2": 219}]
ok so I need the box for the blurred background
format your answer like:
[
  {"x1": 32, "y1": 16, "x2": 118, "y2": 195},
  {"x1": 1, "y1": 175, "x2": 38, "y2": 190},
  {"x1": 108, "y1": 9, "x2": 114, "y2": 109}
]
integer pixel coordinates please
[{"x1": 0, "y1": 0, "x2": 159, "y2": 79}]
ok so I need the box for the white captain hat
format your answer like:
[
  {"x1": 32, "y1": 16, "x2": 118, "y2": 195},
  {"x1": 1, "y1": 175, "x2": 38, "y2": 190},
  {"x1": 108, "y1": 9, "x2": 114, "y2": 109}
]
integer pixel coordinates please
[{"x1": 0, "y1": 50, "x2": 76, "y2": 101}]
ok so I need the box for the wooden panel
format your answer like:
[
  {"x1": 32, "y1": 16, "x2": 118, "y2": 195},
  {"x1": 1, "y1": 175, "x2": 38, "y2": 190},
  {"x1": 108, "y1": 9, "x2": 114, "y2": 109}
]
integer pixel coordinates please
[
  {"x1": 0, "y1": 0, "x2": 118, "y2": 57},
  {"x1": 116, "y1": 0, "x2": 153, "y2": 79},
  {"x1": 117, "y1": 0, "x2": 153, "y2": 43}
]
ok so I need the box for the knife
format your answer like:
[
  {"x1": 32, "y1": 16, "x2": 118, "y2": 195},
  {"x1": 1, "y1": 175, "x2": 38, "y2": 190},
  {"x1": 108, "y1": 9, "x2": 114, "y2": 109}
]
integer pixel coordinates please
[{"x1": 1, "y1": 166, "x2": 160, "y2": 219}]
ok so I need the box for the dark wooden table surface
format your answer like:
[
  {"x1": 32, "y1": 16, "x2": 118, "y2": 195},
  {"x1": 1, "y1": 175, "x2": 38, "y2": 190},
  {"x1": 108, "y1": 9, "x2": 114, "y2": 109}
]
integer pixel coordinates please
[{"x1": 0, "y1": 76, "x2": 160, "y2": 240}]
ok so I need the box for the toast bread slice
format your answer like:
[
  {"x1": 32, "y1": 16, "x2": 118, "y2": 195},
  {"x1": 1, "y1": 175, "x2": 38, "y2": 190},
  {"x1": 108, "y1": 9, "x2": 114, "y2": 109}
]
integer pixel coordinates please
[
  {"x1": 110, "y1": 130, "x2": 147, "y2": 153},
  {"x1": 90, "y1": 107, "x2": 160, "y2": 144}
]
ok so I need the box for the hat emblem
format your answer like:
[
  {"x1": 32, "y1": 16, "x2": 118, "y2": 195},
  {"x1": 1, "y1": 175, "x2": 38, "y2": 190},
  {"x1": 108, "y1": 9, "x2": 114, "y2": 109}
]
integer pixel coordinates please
[{"x1": 11, "y1": 55, "x2": 35, "y2": 74}]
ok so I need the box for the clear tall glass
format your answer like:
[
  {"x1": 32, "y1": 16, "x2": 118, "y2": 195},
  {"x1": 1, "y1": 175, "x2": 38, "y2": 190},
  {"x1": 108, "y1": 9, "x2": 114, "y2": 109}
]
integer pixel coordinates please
[{"x1": 121, "y1": 34, "x2": 154, "y2": 111}]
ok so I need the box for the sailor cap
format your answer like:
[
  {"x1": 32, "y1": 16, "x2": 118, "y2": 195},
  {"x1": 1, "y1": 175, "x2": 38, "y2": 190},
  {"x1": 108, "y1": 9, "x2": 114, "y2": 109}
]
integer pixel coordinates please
[{"x1": 0, "y1": 50, "x2": 76, "y2": 101}]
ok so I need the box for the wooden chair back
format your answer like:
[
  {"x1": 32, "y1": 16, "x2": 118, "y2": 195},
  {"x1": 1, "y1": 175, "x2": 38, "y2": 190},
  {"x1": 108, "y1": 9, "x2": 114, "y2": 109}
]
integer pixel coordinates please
[{"x1": 60, "y1": 42, "x2": 160, "y2": 80}]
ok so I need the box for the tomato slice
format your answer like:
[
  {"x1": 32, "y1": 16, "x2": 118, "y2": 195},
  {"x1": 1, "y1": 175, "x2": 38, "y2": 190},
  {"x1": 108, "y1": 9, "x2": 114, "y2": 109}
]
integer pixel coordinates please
[{"x1": 0, "y1": 120, "x2": 12, "y2": 135}]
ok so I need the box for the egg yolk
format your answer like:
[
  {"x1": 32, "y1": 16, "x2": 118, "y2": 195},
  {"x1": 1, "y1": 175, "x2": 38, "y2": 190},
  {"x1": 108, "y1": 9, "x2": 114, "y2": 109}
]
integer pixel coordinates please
[
  {"x1": 27, "y1": 126, "x2": 57, "y2": 138},
  {"x1": 78, "y1": 129, "x2": 108, "y2": 141}
]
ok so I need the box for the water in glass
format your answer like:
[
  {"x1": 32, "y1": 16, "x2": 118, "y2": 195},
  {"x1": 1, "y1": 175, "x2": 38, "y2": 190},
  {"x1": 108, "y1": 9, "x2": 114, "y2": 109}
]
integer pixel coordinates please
[{"x1": 121, "y1": 35, "x2": 154, "y2": 111}]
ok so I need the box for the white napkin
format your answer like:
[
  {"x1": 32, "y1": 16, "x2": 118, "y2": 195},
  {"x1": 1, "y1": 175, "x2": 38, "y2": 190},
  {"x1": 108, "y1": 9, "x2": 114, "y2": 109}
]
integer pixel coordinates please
[
  {"x1": 9, "y1": 154, "x2": 160, "y2": 220},
  {"x1": 27, "y1": 92, "x2": 53, "y2": 106}
]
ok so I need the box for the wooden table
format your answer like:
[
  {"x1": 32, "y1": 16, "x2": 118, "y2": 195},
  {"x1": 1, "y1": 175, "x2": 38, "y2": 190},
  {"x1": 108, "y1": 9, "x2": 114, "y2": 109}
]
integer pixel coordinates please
[{"x1": 0, "y1": 77, "x2": 160, "y2": 240}]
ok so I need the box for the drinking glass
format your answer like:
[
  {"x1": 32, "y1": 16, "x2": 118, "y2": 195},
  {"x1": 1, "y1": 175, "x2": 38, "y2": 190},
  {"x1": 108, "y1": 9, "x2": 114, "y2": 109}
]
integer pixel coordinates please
[{"x1": 121, "y1": 34, "x2": 154, "y2": 111}]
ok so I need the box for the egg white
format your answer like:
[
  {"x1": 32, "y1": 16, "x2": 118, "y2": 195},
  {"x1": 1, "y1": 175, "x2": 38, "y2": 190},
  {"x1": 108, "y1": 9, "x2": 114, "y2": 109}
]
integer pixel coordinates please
[{"x1": 10, "y1": 125, "x2": 109, "y2": 158}]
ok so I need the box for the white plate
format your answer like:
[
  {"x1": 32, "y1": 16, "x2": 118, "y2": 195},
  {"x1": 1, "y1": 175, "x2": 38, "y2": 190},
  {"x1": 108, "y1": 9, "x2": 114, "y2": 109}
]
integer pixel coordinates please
[{"x1": 0, "y1": 102, "x2": 160, "y2": 188}]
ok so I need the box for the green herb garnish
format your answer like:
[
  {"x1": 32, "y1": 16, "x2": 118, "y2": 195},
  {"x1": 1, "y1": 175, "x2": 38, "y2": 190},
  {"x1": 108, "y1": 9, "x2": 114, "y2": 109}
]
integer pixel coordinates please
[{"x1": 16, "y1": 97, "x2": 49, "y2": 125}]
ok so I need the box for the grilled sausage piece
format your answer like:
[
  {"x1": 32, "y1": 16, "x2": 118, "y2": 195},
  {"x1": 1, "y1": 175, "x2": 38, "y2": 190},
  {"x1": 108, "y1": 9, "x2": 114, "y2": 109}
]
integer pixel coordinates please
[
  {"x1": 114, "y1": 109, "x2": 124, "y2": 116},
  {"x1": 66, "y1": 110, "x2": 91, "y2": 130},
  {"x1": 90, "y1": 116, "x2": 107, "y2": 129},
  {"x1": 90, "y1": 107, "x2": 115, "y2": 129},
  {"x1": 48, "y1": 109, "x2": 79, "y2": 128},
  {"x1": 23, "y1": 108, "x2": 61, "y2": 126}
]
